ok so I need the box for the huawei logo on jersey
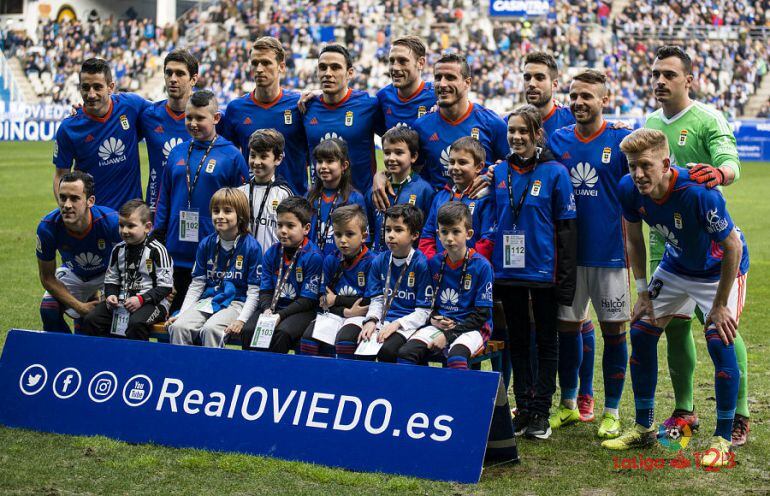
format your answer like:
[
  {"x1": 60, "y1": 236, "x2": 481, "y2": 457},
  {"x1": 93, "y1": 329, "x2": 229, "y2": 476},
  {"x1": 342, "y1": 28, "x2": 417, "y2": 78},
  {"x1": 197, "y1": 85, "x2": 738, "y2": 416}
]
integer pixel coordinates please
[
  {"x1": 243, "y1": 117, "x2": 252, "y2": 125},
  {"x1": 321, "y1": 132, "x2": 341, "y2": 142},
  {"x1": 310, "y1": 117, "x2": 319, "y2": 125},
  {"x1": 74, "y1": 252, "x2": 103, "y2": 270},
  {"x1": 163, "y1": 138, "x2": 185, "y2": 158},
  {"x1": 439, "y1": 288, "x2": 459, "y2": 305},
  {"x1": 570, "y1": 163, "x2": 598, "y2": 189},
  {"x1": 338, "y1": 285, "x2": 358, "y2": 296},
  {"x1": 429, "y1": 133, "x2": 439, "y2": 142},
  {"x1": 279, "y1": 284, "x2": 297, "y2": 300},
  {"x1": 98, "y1": 137, "x2": 127, "y2": 164},
  {"x1": 85, "y1": 134, "x2": 95, "y2": 143},
  {"x1": 439, "y1": 146, "x2": 451, "y2": 176}
]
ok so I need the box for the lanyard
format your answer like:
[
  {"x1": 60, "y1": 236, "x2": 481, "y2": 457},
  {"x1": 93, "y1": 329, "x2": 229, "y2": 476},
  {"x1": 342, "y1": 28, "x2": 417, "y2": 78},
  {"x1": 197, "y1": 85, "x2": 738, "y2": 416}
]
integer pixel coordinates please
[
  {"x1": 322, "y1": 246, "x2": 366, "y2": 310},
  {"x1": 430, "y1": 249, "x2": 470, "y2": 313},
  {"x1": 212, "y1": 235, "x2": 240, "y2": 287},
  {"x1": 448, "y1": 184, "x2": 469, "y2": 202},
  {"x1": 381, "y1": 253, "x2": 410, "y2": 321},
  {"x1": 121, "y1": 239, "x2": 148, "y2": 299},
  {"x1": 316, "y1": 191, "x2": 340, "y2": 251},
  {"x1": 506, "y1": 164, "x2": 533, "y2": 226},
  {"x1": 185, "y1": 136, "x2": 217, "y2": 208},
  {"x1": 249, "y1": 180, "x2": 274, "y2": 234},
  {"x1": 378, "y1": 176, "x2": 410, "y2": 250},
  {"x1": 271, "y1": 244, "x2": 301, "y2": 312}
]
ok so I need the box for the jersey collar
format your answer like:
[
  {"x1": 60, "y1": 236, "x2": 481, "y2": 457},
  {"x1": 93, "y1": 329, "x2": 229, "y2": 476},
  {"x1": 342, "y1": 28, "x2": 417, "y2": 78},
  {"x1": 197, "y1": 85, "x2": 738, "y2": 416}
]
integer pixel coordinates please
[
  {"x1": 321, "y1": 88, "x2": 353, "y2": 110},
  {"x1": 439, "y1": 102, "x2": 473, "y2": 126},
  {"x1": 165, "y1": 103, "x2": 186, "y2": 121},
  {"x1": 542, "y1": 101, "x2": 558, "y2": 123},
  {"x1": 397, "y1": 81, "x2": 426, "y2": 103},
  {"x1": 658, "y1": 103, "x2": 695, "y2": 125},
  {"x1": 250, "y1": 88, "x2": 284, "y2": 109},
  {"x1": 83, "y1": 99, "x2": 114, "y2": 123},
  {"x1": 574, "y1": 120, "x2": 607, "y2": 143},
  {"x1": 652, "y1": 167, "x2": 679, "y2": 205},
  {"x1": 445, "y1": 248, "x2": 474, "y2": 269},
  {"x1": 65, "y1": 209, "x2": 94, "y2": 240}
]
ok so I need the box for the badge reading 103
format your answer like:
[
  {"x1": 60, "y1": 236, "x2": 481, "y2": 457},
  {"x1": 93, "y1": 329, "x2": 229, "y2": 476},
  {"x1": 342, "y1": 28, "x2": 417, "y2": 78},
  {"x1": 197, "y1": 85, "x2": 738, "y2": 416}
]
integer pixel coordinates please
[
  {"x1": 503, "y1": 231, "x2": 526, "y2": 268},
  {"x1": 345, "y1": 111, "x2": 354, "y2": 127}
]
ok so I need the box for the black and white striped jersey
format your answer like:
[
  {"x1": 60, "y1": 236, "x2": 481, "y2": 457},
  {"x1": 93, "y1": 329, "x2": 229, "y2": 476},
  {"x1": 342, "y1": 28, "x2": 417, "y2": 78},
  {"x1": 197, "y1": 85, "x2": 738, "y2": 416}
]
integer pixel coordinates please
[
  {"x1": 238, "y1": 175, "x2": 293, "y2": 251},
  {"x1": 104, "y1": 239, "x2": 174, "y2": 307}
]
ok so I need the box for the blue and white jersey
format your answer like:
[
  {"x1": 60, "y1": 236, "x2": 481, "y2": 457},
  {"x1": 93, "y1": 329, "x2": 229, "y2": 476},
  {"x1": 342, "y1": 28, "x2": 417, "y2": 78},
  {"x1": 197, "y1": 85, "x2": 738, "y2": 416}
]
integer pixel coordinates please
[
  {"x1": 54, "y1": 93, "x2": 150, "y2": 210},
  {"x1": 139, "y1": 100, "x2": 189, "y2": 211},
  {"x1": 376, "y1": 81, "x2": 436, "y2": 130},
  {"x1": 619, "y1": 166, "x2": 749, "y2": 281},
  {"x1": 36, "y1": 205, "x2": 121, "y2": 279},
  {"x1": 365, "y1": 249, "x2": 432, "y2": 321},
  {"x1": 261, "y1": 239, "x2": 324, "y2": 310},
  {"x1": 420, "y1": 185, "x2": 494, "y2": 258},
  {"x1": 218, "y1": 89, "x2": 309, "y2": 195},
  {"x1": 191, "y1": 233, "x2": 263, "y2": 301},
  {"x1": 413, "y1": 103, "x2": 509, "y2": 190},
  {"x1": 365, "y1": 174, "x2": 435, "y2": 252},
  {"x1": 304, "y1": 89, "x2": 384, "y2": 193},
  {"x1": 429, "y1": 249, "x2": 494, "y2": 332},
  {"x1": 308, "y1": 188, "x2": 368, "y2": 257},
  {"x1": 549, "y1": 122, "x2": 630, "y2": 268},
  {"x1": 321, "y1": 246, "x2": 375, "y2": 297}
]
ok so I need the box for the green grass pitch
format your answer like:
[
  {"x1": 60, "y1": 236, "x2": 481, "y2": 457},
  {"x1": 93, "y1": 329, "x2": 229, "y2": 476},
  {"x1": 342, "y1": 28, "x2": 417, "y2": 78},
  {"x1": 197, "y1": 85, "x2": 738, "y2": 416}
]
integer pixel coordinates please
[{"x1": 0, "y1": 141, "x2": 768, "y2": 495}]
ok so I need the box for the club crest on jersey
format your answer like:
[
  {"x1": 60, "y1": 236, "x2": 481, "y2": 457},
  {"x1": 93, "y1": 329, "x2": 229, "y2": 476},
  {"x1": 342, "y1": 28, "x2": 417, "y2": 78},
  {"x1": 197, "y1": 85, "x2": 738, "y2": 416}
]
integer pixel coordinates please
[
  {"x1": 146, "y1": 258, "x2": 153, "y2": 272},
  {"x1": 674, "y1": 213, "x2": 683, "y2": 229},
  {"x1": 206, "y1": 159, "x2": 216, "y2": 173},
  {"x1": 357, "y1": 271, "x2": 366, "y2": 287},
  {"x1": 463, "y1": 273, "x2": 472, "y2": 290},
  {"x1": 284, "y1": 110, "x2": 293, "y2": 125},
  {"x1": 296, "y1": 266, "x2": 303, "y2": 282},
  {"x1": 272, "y1": 199, "x2": 279, "y2": 210},
  {"x1": 407, "y1": 271, "x2": 415, "y2": 287},
  {"x1": 471, "y1": 127, "x2": 480, "y2": 140},
  {"x1": 468, "y1": 202, "x2": 476, "y2": 214},
  {"x1": 602, "y1": 147, "x2": 612, "y2": 164},
  {"x1": 678, "y1": 130, "x2": 688, "y2": 146},
  {"x1": 408, "y1": 194, "x2": 417, "y2": 205},
  {"x1": 36, "y1": 235, "x2": 42, "y2": 252},
  {"x1": 98, "y1": 239, "x2": 106, "y2": 250},
  {"x1": 345, "y1": 111, "x2": 354, "y2": 127},
  {"x1": 531, "y1": 180, "x2": 542, "y2": 197},
  {"x1": 235, "y1": 255, "x2": 243, "y2": 270},
  {"x1": 120, "y1": 114, "x2": 130, "y2": 130},
  {"x1": 418, "y1": 106, "x2": 427, "y2": 118}
]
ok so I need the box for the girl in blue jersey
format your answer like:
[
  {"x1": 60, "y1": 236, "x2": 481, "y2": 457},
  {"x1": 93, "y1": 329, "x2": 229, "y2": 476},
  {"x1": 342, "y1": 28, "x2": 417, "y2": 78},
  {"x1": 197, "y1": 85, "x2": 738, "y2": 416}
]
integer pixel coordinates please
[
  {"x1": 491, "y1": 105, "x2": 578, "y2": 440},
  {"x1": 167, "y1": 188, "x2": 263, "y2": 348},
  {"x1": 306, "y1": 138, "x2": 367, "y2": 257}
]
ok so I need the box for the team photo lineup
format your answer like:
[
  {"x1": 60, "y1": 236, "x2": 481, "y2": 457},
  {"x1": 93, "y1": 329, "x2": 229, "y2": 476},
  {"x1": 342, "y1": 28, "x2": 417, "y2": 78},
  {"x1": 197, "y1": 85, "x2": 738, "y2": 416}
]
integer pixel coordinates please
[{"x1": 29, "y1": 11, "x2": 755, "y2": 478}]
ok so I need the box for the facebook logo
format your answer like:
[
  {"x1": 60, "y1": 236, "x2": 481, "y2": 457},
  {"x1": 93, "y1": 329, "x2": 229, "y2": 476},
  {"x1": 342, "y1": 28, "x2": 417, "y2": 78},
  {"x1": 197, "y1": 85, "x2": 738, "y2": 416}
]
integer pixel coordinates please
[{"x1": 52, "y1": 367, "x2": 82, "y2": 399}]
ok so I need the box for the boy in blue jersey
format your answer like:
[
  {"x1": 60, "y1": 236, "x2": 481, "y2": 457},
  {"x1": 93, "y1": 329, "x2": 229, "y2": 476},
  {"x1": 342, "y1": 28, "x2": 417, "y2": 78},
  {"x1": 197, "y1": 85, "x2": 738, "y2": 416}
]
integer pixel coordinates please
[
  {"x1": 140, "y1": 50, "x2": 198, "y2": 212},
  {"x1": 241, "y1": 197, "x2": 324, "y2": 354},
  {"x1": 54, "y1": 58, "x2": 150, "y2": 211},
  {"x1": 37, "y1": 172, "x2": 121, "y2": 333},
  {"x1": 154, "y1": 90, "x2": 249, "y2": 315},
  {"x1": 218, "y1": 37, "x2": 309, "y2": 195},
  {"x1": 367, "y1": 127, "x2": 434, "y2": 252},
  {"x1": 420, "y1": 136, "x2": 494, "y2": 260},
  {"x1": 602, "y1": 129, "x2": 748, "y2": 469},
  {"x1": 399, "y1": 202, "x2": 494, "y2": 369},
  {"x1": 300, "y1": 205, "x2": 375, "y2": 357},
  {"x1": 548, "y1": 70, "x2": 632, "y2": 437},
  {"x1": 303, "y1": 44, "x2": 384, "y2": 194}
]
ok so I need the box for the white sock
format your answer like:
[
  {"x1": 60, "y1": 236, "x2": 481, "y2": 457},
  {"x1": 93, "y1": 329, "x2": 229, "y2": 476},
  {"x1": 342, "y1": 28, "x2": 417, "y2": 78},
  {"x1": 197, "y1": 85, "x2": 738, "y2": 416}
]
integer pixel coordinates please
[{"x1": 604, "y1": 407, "x2": 619, "y2": 417}]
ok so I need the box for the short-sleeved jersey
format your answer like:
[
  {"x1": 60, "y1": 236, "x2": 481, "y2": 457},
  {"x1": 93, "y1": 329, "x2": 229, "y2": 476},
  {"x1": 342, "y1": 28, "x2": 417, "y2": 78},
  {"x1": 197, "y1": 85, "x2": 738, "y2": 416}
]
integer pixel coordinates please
[
  {"x1": 376, "y1": 81, "x2": 436, "y2": 130},
  {"x1": 491, "y1": 159, "x2": 577, "y2": 282},
  {"x1": 139, "y1": 100, "x2": 189, "y2": 211},
  {"x1": 366, "y1": 174, "x2": 435, "y2": 252},
  {"x1": 153, "y1": 137, "x2": 249, "y2": 268},
  {"x1": 304, "y1": 89, "x2": 383, "y2": 193},
  {"x1": 237, "y1": 175, "x2": 294, "y2": 251},
  {"x1": 619, "y1": 167, "x2": 749, "y2": 280},
  {"x1": 218, "y1": 89, "x2": 309, "y2": 195},
  {"x1": 645, "y1": 102, "x2": 740, "y2": 180},
  {"x1": 308, "y1": 188, "x2": 368, "y2": 257},
  {"x1": 36, "y1": 205, "x2": 121, "y2": 280},
  {"x1": 420, "y1": 185, "x2": 495, "y2": 256},
  {"x1": 54, "y1": 93, "x2": 149, "y2": 210},
  {"x1": 191, "y1": 233, "x2": 263, "y2": 301},
  {"x1": 413, "y1": 103, "x2": 509, "y2": 190},
  {"x1": 549, "y1": 122, "x2": 630, "y2": 268},
  {"x1": 365, "y1": 249, "x2": 433, "y2": 321},
  {"x1": 261, "y1": 239, "x2": 324, "y2": 310},
  {"x1": 429, "y1": 249, "x2": 494, "y2": 331},
  {"x1": 321, "y1": 246, "x2": 376, "y2": 297}
]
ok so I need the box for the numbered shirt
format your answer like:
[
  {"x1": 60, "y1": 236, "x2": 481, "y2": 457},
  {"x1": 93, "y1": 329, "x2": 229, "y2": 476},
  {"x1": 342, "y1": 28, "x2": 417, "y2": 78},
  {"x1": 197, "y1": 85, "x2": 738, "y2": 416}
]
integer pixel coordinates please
[
  {"x1": 36, "y1": 205, "x2": 121, "y2": 279},
  {"x1": 420, "y1": 185, "x2": 494, "y2": 255},
  {"x1": 491, "y1": 159, "x2": 577, "y2": 283},
  {"x1": 139, "y1": 100, "x2": 189, "y2": 211},
  {"x1": 376, "y1": 81, "x2": 436, "y2": 130},
  {"x1": 261, "y1": 239, "x2": 324, "y2": 310},
  {"x1": 54, "y1": 93, "x2": 150, "y2": 210},
  {"x1": 321, "y1": 247, "x2": 375, "y2": 297},
  {"x1": 304, "y1": 89, "x2": 384, "y2": 193},
  {"x1": 308, "y1": 188, "x2": 368, "y2": 257},
  {"x1": 191, "y1": 233, "x2": 263, "y2": 301},
  {"x1": 218, "y1": 89, "x2": 309, "y2": 195},
  {"x1": 549, "y1": 123, "x2": 630, "y2": 268},
  {"x1": 618, "y1": 166, "x2": 749, "y2": 281},
  {"x1": 413, "y1": 103, "x2": 509, "y2": 190},
  {"x1": 366, "y1": 174, "x2": 435, "y2": 252},
  {"x1": 429, "y1": 250, "x2": 494, "y2": 332},
  {"x1": 365, "y1": 249, "x2": 433, "y2": 321}
]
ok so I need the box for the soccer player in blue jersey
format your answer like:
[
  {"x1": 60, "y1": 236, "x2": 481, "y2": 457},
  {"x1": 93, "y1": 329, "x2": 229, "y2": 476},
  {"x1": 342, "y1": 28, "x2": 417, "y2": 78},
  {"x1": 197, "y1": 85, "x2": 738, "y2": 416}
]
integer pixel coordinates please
[
  {"x1": 521, "y1": 51, "x2": 575, "y2": 138},
  {"x1": 154, "y1": 90, "x2": 249, "y2": 314},
  {"x1": 303, "y1": 44, "x2": 383, "y2": 194},
  {"x1": 140, "y1": 50, "x2": 198, "y2": 212},
  {"x1": 412, "y1": 52, "x2": 509, "y2": 191},
  {"x1": 367, "y1": 127, "x2": 434, "y2": 252},
  {"x1": 37, "y1": 172, "x2": 121, "y2": 333},
  {"x1": 219, "y1": 37, "x2": 309, "y2": 195},
  {"x1": 603, "y1": 128, "x2": 748, "y2": 469},
  {"x1": 54, "y1": 58, "x2": 150, "y2": 211},
  {"x1": 548, "y1": 70, "x2": 632, "y2": 438}
]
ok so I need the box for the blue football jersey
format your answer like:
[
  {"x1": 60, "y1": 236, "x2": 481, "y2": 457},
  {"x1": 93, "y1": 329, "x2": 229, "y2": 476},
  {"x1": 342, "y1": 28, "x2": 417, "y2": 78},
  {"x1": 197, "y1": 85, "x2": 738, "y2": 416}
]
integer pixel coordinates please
[
  {"x1": 36, "y1": 205, "x2": 121, "y2": 279},
  {"x1": 365, "y1": 174, "x2": 435, "y2": 252},
  {"x1": 191, "y1": 233, "x2": 263, "y2": 301},
  {"x1": 308, "y1": 188, "x2": 368, "y2": 257},
  {"x1": 491, "y1": 159, "x2": 577, "y2": 283},
  {"x1": 304, "y1": 89, "x2": 384, "y2": 193},
  {"x1": 218, "y1": 89, "x2": 309, "y2": 195},
  {"x1": 261, "y1": 239, "x2": 324, "y2": 310},
  {"x1": 619, "y1": 167, "x2": 749, "y2": 280},
  {"x1": 542, "y1": 104, "x2": 576, "y2": 137},
  {"x1": 413, "y1": 103, "x2": 509, "y2": 190},
  {"x1": 376, "y1": 81, "x2": 436, "y2": 130},
  {"x1": 54, "y1": 93, "x2": 150, "y2": 211},
  {"x1": 429, "y1": 249, "x2": 494, "y2": 335},
  {"x1": 365, "y1": 249, "x2": 432, "y2": 322},
  {"x1": 549, "y1": 122, "x2": 631, "y2": 268},
  {"x1": 321, "y1": 246, "x2": 375, "y2": 297},
  {"x1": 139, "y1": 100, "x2": 189, "y2": 211}
]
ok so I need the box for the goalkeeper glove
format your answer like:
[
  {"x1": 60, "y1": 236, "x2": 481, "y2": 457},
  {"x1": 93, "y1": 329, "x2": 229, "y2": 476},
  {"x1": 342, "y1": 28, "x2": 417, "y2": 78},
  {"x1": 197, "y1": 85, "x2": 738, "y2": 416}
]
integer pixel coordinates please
[{"x1": 688, "y1": 163, "x2": 725, "y2": 189}]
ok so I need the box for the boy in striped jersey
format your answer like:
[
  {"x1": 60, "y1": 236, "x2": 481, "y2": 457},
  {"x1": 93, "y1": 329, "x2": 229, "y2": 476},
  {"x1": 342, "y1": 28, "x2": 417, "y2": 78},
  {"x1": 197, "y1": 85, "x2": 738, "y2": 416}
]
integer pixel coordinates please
[{"x1": 83, "y1": 200, "x2": 173, "y2": 340}]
